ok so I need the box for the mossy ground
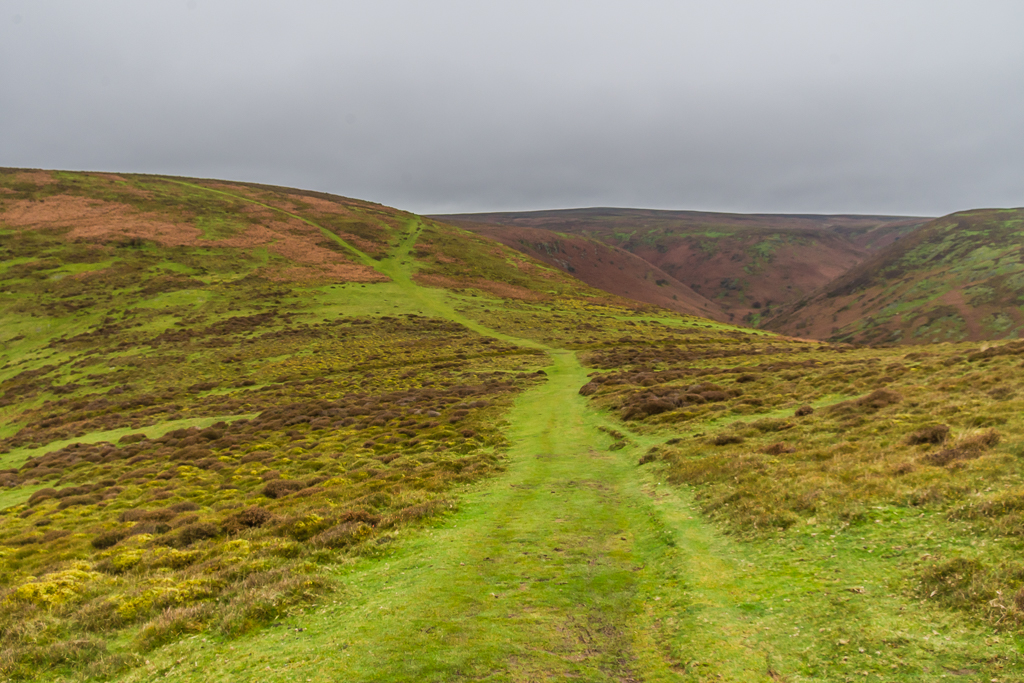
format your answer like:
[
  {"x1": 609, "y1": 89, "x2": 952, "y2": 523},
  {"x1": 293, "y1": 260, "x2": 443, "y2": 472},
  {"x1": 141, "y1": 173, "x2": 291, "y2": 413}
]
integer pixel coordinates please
[{"x1": 2, "y1": 171, "x2": 1024, "y2": 681}]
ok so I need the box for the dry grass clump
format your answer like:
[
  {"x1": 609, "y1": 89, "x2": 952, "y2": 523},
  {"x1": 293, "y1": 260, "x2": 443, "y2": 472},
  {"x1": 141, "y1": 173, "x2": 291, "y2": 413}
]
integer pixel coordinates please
[
  {"x1": 923, "y1": 429, "x2": 1000, "y2": 466},
  {"x1": 761, "y1": 442, "x2": 796, "y2": 455},
  {"x1": 214, "y1": 572, "x2": 333, "y2": 638},
  {"x1": 311, "y1": 521, "x2": 373, "y2": 549},
  {"x1": 709, "y1": 433, "x2": 744, "y2": 446},
  {"x1": 638, "y1": 447, "x2": 660, "y2": 465},
  {"x1": 949, "y1": 485, "x2": 1024, "y2": 537},
  {"x1": 914, "y1": 556, "x2": 1024, "y2": 627},
  {"x1": 135, "y1": 604, "x2": 212, "y2": 651},
  {"x1": 827, "y1": 388, "x2": 902, "y2": 415},
  {"x1": 916, "y1": 557, "x2": 993, "y2": 610},
  {"x1": 751, "y1": 418, "x2": 793, "y2": 433},
  {"x1": 383, "y1": 498, "x2": 454, "y2": 526},
  {"x1": 905, "y1": 424, "x2": 950, "y2": 445},
  {"x1": 890, "y1": 461, "x2": 917, "y2": 476}
]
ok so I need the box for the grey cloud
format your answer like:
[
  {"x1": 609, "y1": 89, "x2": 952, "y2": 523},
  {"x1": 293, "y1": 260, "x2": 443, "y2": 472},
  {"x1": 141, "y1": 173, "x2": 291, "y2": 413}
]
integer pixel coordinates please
[{"x1": 2, "y1": 1, "x2": 1022, "y2": 216}]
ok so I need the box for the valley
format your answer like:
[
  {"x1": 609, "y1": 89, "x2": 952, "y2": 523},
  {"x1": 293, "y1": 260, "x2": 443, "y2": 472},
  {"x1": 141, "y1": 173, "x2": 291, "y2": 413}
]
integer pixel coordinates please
[{"x1": 436, "y1": 208, "x2": 927, "y2": 327}]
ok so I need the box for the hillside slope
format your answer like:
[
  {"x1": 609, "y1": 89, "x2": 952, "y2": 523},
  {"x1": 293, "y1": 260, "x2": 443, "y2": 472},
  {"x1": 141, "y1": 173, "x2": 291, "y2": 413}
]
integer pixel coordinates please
[
  {"x1": 427, "y1": 218, "x2": 727, "y2": 320},
  {"x1": 764, "y1": 207, "x2": 1024, "y2": 343},
  {"x1": 436, "y1": 208, "x2": 927, "y2": 324}
]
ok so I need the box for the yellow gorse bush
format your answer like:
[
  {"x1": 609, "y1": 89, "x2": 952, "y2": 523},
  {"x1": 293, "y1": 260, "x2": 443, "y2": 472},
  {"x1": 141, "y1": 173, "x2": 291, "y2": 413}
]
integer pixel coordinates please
[{"x1": 10, "y1": 561, "x2": 102, "y2": 607}]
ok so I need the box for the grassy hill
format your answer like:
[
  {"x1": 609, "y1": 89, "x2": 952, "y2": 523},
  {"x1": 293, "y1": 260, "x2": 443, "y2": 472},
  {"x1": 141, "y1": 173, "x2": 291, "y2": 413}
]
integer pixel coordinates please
[
  {"x1": 436, "y1": 208, "x2": 927, "y2": 325},
  {"x1": 764, "y1": 208, "x2": 1024, "y2": 343},
  {"x1": 3, "y1": 171, "x2": 1024, "y2": 682}
]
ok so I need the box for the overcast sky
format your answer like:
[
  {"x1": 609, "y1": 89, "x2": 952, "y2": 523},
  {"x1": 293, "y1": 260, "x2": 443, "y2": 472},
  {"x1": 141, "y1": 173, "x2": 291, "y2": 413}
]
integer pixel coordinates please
[{"x1": 2, "y1": 1, "x2": 1022, "y2": 216}]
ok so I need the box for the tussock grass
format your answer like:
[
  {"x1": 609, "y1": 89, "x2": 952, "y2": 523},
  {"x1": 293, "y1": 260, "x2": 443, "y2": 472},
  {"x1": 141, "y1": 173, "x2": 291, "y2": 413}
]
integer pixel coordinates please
[{"x1": 582, "y1": 331, "x2": 1024, "y2": 633}]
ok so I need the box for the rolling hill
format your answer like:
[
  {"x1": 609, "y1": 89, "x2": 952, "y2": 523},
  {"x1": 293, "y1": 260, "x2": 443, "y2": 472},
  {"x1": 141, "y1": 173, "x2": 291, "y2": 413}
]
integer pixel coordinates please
[
  {"x1": 435, "y1": 208, "x2": 927, "y2": 324},
  {"x1": 764, "y1": 207, "x2": 1024, "y2": 343},
  {"x1": 3, "y1": 170, "x2": 1024, "y2": 681}
]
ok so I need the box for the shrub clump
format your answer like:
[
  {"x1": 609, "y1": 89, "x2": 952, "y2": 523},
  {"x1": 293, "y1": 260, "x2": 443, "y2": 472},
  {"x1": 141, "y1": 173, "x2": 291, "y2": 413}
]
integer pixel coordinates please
[
  {"x1": 311, "y1": 521, "x2": 373, "y2": 548},
  {"x1": 261, "y1": 479, "x2": 306, "y2": 499},
  {"x1": 233, "y1": 506, "x2": 273, "y2": 528},
  {"x1": 828, "y1": 388, "x2": 902, "y2": 415},
  {"x1": 135, "y1": 604, "x2": 211, "y2": 651},
  {"x1": 709, "y1": 433, "x2": 744, "y2": 446},
  {"x1": 924, "y1": 429, "x2": 1000, "y2": 466},
  {"x1": 91, "y1": 529, "x2": 129, "y2": 550},
  {"x1": 28, "y1": 488, "x2": 59, "y2": 506},
  {"x1": 906, "y1": 424, "x2": 950, "y2": 446},
  {"x1": 174, "y1": 522, "x2": 220, "y2": 547}
]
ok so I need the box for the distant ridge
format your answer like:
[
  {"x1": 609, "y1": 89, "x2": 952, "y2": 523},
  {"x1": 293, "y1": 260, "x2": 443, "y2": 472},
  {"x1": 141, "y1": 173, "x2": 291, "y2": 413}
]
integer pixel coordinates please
[{"x1": 435, "y1": 207, "x2": 929, "y2": 325}]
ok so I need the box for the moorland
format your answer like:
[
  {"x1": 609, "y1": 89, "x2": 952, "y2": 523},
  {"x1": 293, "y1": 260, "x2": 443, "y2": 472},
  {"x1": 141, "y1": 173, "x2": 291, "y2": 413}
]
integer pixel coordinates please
[{"x1": 1, "y1": 169, "x2": 1023, "y2": 682}]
